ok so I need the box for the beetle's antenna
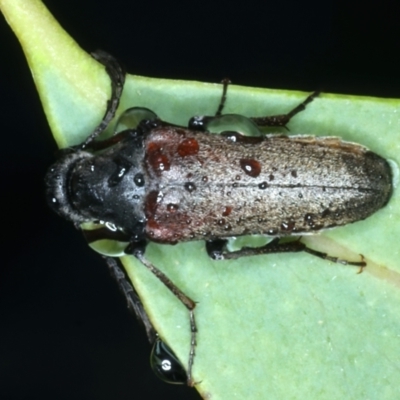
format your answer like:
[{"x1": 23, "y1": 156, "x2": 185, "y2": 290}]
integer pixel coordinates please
[{"x1": 81, "y1": 51, "x2": 126, "y2": 149}]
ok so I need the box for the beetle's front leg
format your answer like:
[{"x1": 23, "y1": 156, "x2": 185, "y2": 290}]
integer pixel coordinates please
[
  {"x1": 104, "y1": 256, "x2": 156, "y2": 342},
  {"x1": 81, "y1": 50, "x2": 126, "y2": 149},
  {"x1": 125, "y1": 240, "x2": 198, "y2": 386},
  {"x1": 206, "y1": 237, "x2": 366, "y2": 269}
]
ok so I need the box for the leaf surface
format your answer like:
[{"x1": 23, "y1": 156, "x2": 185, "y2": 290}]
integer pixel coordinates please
[{"x1": 2, "y1": 1, "x2": 400, "y2": 398}]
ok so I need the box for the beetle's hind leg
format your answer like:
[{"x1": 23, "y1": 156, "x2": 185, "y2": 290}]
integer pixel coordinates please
[{"x1": 206, "y1": 237, "x2": 366, "y2": 270}]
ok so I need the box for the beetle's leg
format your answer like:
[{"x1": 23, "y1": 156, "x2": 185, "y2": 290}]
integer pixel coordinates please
[
  {"x1": 303, "y1": 248, "x2": 366, "y2": 272},
  {"x1": 215, "y1": 78, "x2": 231, "y2": 116},
  {"x1": 80, "y1": 51, "x2": 126, "y2": 149},
  {"x1": 188, "y1": 79, "x2": 231, "y2": 130},
  {"x1": 206, "y1": 238, "x2": 366, "y2": 268},
  {"x1": 104, "y1": 257, "x2": 188, "y2": 384},
  {"x1": 126, "y1": 241, "x2": 198, "y2": 386},
  {"x1": 104, "y1": 256, "x2": 156, "y2": 342},
  {"x1": 250, "y1": 91, "x2": 320, "y2": 129},
  {"x1": 83, "y1": 129, "x2": 137, "y2": 151}
]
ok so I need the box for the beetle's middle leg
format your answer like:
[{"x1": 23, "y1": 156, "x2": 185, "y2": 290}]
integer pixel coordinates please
[
  {"x1": 214, "y1": 78, "x2": 231, "y2": 116},
  {"x1": 206, "y1": 238, "x2": 366, "y2": 269},
  {"x1": 104, "y1": 257, "x2": 188, "y2": 383},
  {"x1": 250, "y1": 91, "x2": 320, "y2": 129}
]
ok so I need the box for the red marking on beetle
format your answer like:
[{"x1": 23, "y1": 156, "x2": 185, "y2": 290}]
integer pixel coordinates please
[
  {"x1": 177, "y1": 138, "x2": 199, "y2": 157},
  {"x1": 145, "y1": 190, "x2": 160, "y2": 218},
  {"x1": 281, "y1": 221, "x2": 295, "y2": 232},
  {"x1": 146, "y1": 142, "x2": 170, "y2": 174},
  {"x1": 147, "y1": 218, "x2": 161, "y2": 230},
  {"x1": 240, "y1": 159, "x2": 261, "y2": 177},
  {"x1": 222, "y1": 206, "x2": 232, "y2": 217}
]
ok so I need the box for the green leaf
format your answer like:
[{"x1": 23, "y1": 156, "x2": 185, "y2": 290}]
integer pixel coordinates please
[{"x1": 2, "y1": 1, "x2": 400, "y2": 399}]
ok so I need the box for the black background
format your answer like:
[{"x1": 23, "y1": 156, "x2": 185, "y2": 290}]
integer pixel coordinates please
[{"x1": 1, "y1": 1, "x2": 399, "y2": 399}]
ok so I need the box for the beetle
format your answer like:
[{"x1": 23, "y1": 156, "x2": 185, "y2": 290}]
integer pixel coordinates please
[{"x1": 45, "y1": 51, "x2": 393, "y2": 385}]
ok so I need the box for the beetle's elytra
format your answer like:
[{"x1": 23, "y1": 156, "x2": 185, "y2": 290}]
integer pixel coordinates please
[{"x1": 45, "y1": 51, "x2": 392, "y2": 385}]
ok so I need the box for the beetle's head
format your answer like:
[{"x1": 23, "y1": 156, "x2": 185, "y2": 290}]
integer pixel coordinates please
[{"x1": 45, "y1": 150, "x2": 93, "y2": 224}]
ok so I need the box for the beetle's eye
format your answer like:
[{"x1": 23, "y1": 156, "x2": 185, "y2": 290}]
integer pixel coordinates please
[{"x1": 150, "y1": 338, "x2": 187, "y2": 384}]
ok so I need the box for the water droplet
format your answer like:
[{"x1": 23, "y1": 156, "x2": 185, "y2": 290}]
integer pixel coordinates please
[
  {"x1": 258, "y1": 181, "x2": 268, "y2": 190},
  {"x1": 281, "y1": 221, "x2": 295, "y2": 232},
  {"x1": 304, "y1": 213, "x2": 314, "y2": 227},
  {"x1": 146, "y1": 142, "x2": 171, "y2": 174},
  {"x1": 240, "y1": 159, "x2": 261, "y2": 177},
  {"x1": 167, "y1": 204, "x2": 179, "y2": 212},
  {"x1": 184, "y1": 182, "x2": 196, "y2": 192},
  {"x1": 222, "y1": 206, "x2": 232, "y2": 217},
  {"x1": 105, "y1": 222, "x2": 117, "y2": 231},
  {"x1": 134, "y1": 173, "x2": 145, "y2": 187}
]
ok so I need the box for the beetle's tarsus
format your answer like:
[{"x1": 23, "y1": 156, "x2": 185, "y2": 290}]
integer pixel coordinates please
[
  {"x1": 206, "y1": 237, "x2": 368, "y2": 270},
  {"x1": 251, "y1": 90, "x2": 320, "y2": 128}
]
